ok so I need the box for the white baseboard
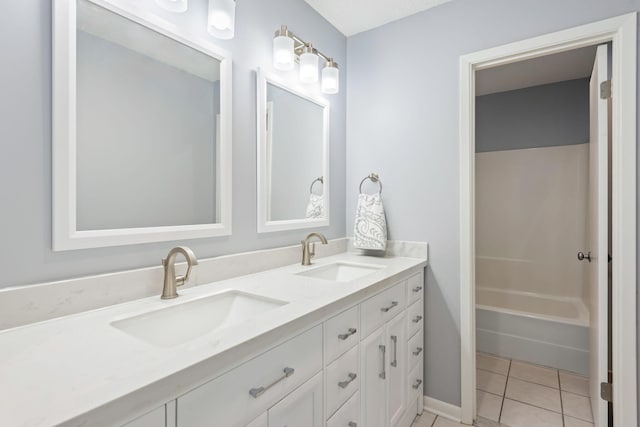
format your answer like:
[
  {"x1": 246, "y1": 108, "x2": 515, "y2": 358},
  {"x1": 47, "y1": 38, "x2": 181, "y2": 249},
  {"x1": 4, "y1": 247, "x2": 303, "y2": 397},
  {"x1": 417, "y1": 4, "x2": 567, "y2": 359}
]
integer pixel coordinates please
[{"x1": 423, "y1": 396, "x2": 462, "y2": 423}]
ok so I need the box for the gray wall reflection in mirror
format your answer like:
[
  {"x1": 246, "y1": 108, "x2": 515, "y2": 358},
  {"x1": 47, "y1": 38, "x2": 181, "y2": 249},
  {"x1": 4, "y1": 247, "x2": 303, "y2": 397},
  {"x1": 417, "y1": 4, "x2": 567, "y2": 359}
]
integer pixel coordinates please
[
  {"x1": 76, "y1": 0, "x2": 221, "y2": 230},
  {"x1": 267, "y1": 83, "x2": 324, "y2": 221}
]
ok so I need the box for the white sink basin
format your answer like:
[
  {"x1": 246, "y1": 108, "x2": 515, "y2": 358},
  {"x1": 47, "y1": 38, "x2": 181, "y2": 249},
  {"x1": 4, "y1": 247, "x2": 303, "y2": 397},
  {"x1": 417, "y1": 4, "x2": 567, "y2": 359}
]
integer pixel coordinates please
[
  {"x1": 295, "y1": 261, "x2": 385, "y2": 282},
  {"x1": 111, "y1": 291, "x2": 288, "y2": 347}
]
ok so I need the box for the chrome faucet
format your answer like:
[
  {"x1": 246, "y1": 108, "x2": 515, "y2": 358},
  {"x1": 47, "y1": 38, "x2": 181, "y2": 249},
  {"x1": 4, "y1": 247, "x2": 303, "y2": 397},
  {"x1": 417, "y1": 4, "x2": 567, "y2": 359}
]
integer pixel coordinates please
[
  {"x1": 161, "y1": 246, "x2": 198, "y2": 299},
  {"x1": 301, "y1": 232, "x2": 328, "y2": 266}
]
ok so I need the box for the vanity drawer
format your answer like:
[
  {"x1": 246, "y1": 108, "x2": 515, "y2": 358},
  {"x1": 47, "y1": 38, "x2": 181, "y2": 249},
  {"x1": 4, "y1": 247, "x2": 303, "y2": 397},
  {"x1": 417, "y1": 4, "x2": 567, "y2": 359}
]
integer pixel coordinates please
[
  {"x1": 407, "y1": 362, "x2": 423, "y2": 402},
  {"x1": 325, "y1": 306, "x2": 359, "y2": 364},
  {"x1": 177, "y1": 325, "x2": 322, "y2": 427},
  {"x1": 122, "y1": 405, "x2": 165, "y2": 427},
  {"x1": 360, "y1": 281, "x2": 406, "y2": 338},
  {"x1": 325, "y1": 345, "x2": 359, "y2": 418},
  {"x1": 407, "y1": 329, "x2": 423, "y2": 372},
  {"x1": 406, "y1": 299, "x2": 423, "y2": 338},
  {"x1": 406, "y1": 272, "x2": 424, "y2": 305},
  {"x1": 326, "y1": 391, "x2": 360, "y2": 427}
]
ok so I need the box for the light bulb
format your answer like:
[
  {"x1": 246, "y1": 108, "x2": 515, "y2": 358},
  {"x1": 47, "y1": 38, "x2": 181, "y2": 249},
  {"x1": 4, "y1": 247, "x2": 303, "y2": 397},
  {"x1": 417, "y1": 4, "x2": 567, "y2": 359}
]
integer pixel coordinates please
[
  {"x1": 208, "y1": 0, "x2": 235, "y2": 39},
  {"x1": 273, "y1": 27, "x2": 294, "y2": 71},
  {"x1": 299, "y1": 45, "x2": 318, "y2": 84},
  {"x1": 322, "y1": 60, "x2": 339, "y2": 94},
  {"x1": 155, "y1": 0, "x2": 187, "y2": 13}
]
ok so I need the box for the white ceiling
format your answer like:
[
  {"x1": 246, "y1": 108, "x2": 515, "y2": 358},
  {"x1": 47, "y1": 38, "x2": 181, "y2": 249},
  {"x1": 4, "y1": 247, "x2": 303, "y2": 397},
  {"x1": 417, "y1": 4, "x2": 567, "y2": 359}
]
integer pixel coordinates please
[
  {"x1": 476, "y1": 45, "x2": 598, "y2": 96},
  {"x1": 303, "y1": 0, "x2": 453, "y2": 36}
]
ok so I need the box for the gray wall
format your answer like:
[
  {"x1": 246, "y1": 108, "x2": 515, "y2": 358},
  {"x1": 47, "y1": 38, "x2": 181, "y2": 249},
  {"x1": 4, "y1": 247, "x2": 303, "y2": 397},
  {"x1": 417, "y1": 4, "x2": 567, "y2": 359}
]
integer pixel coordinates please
[
  {"x1": 0, "y1": 0, "x2": 346, "y2": 288},
  {"x1": 476, "y1": 78, "x2": 590, "y2": 152},
  {"x1": 346, "y1": 0, "x2": 639, "y2": 407}
]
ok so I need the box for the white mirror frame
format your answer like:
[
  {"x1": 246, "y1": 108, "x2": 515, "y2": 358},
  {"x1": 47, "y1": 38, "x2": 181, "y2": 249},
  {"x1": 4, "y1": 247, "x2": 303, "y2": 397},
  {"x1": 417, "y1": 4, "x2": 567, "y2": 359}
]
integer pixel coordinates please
[
  {"x1": 52, "y1": 0, "x2": 232, "y2": 250},
  {"x1": 256, "y1": 68, "x2": 330, "y2": 233}
]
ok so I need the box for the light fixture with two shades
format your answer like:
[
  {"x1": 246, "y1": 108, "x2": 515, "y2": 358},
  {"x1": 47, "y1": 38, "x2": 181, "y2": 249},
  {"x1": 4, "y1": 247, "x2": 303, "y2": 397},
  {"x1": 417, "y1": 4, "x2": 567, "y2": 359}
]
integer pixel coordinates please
[
  {"x1": 273, "y1": 25, "x2": 339, "y2": 94},
  {"x1": 154, "y1": 0, "x2": 236, "y2": 39}
]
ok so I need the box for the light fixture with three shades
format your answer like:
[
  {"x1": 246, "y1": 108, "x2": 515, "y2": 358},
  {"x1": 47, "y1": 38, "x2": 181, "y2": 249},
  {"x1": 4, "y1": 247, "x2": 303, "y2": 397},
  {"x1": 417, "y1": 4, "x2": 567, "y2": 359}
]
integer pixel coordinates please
[{"x1": 273, "y1": 25, "x2": 339, "y2": 94}]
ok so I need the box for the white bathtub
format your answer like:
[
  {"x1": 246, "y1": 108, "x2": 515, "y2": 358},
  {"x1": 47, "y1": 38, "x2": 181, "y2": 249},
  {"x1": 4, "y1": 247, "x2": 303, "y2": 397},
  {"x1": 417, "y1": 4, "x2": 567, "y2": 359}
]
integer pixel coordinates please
[{"x1": 476, "y1": 287, "x2": 589, "y2": 375}]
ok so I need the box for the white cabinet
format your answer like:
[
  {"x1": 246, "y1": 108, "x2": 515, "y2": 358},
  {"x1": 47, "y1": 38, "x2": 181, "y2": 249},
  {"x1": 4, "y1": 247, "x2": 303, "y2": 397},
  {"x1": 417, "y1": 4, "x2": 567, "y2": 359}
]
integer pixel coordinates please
[
  {"x1": 122, "y1": 405, "x2": 166, "y2": 427},
  {"x1": 327, "y1": 391, "x2": 360, "y2": 427},
  {"x1": 268, "y1": 372, "x2": 323, "y2": 427},
  {"x1": 361, "y1": 326, "x2": 387, "y2": 427},
  {"x1": 387, "y1": 311, "x2": 407, "y2": 427}
]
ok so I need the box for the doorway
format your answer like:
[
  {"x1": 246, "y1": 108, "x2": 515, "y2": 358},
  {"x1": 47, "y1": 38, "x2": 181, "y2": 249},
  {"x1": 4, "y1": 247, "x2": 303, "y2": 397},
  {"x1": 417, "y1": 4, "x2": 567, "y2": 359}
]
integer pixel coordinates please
[{"x1": 458, "y1": 14, "x2": 637, "y2": 427}]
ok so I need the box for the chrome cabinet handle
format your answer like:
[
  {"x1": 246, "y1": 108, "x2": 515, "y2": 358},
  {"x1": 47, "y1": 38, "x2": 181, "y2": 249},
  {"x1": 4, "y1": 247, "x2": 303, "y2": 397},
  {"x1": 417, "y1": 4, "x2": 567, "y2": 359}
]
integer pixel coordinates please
[
  {"x1": 338, "y1": 328, "x2": 357, "y2": 340},
  {"x1": 348, "y1": 422, "x2": 357, "y2": 427},
  {"x1": 577, "y1": 251, "x2": 592, "y2": 262},
  {"x1": 412, "y1": 286, "x2": 423, "y2": 292},
  {"x1": 379, "y1": 345, "x2": 386, "y2": 379},
  {"x1": 338, "y1": 372, "x2": 357, "y2": 388},
  {"x1": 390, "y1": 335, "x2": 398, "y2": 367},
  {"x1": 412, "y1": 379, "x2": 423, "y2": 389},
  {"x1": 249, "y1": 367, "x2": 295, "y2": 398},
  {"x1": 413, "y1": 347, "x2": 423, "y2": 356},
  {"x1": 412, "y1": 315, "x2": 423, "y2": 323},
  {"x1": 380, "y1": 301, "x2": 399, "y2": 312}
]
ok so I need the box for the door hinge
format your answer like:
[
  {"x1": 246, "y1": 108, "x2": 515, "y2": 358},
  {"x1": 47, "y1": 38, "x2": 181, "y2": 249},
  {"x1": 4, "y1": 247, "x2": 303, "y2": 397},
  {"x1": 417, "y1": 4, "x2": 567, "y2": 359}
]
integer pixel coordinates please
[
  {"x1": 600, "y1": 80, "x2": 612, "y2": 99},
  {"x1": 601, "y1": 381, "x2": 613, "y2": 402}
]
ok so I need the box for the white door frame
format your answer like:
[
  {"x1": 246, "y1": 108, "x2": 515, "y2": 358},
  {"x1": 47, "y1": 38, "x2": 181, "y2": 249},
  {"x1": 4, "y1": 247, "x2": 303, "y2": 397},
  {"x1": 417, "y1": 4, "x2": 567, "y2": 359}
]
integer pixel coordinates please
[{"x1": 459, "y1": 13, "x2": 637, "y2": 426}]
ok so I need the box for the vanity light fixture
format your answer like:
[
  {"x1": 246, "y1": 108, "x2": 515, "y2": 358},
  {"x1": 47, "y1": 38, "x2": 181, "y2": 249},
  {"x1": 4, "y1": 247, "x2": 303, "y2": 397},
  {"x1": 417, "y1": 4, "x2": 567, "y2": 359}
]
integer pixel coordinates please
[
  {"x1": 272, "y1": 25, "x2": 339, "y2": 94},
  {"x1": 207, "y1": 0, "x2": 236, "y2": 39},
  {"x1": 154, "y1": 0, "x2": 188, "y2": 13}
]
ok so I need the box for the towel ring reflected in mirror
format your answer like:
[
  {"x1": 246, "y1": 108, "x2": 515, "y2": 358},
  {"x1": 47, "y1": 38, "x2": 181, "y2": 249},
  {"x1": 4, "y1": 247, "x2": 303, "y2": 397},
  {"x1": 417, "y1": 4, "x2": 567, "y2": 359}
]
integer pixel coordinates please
[
  {"x1": 309, "y1": 176, "x2": 324, "y2": 194},
  {"x1": 359, "y1": 173, "x2": 383, "y2": 194}
]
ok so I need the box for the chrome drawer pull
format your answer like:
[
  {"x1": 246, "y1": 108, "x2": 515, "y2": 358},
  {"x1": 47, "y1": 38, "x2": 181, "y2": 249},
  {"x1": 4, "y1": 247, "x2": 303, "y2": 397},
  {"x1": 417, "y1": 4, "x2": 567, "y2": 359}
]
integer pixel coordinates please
[
  {"x1": 412, "y1": 315, "x2": 423, "y2": 323},
  {"x1": 348, "y1": 422, "x2": 357, "y2": 427},
  {"x1": 412, "y1": 286, "x2": 423, "y2": 293},
  {"x1": 390, "y1": 335, "x2": 398, "y2": 367},
  {"x1": 380, "y1": 301, "x2": 399, "y2": 313},
  {"x1": 338, "y1": 328, "x2": 357, "y2": 340},
  {"x1": 412, "y1": 379, "x2": 423, "y2": 389},
  {"x1": 249, "y1": 367, "x2": 295, "y2": 398},
  {"x1": 379, "y1": 345, "x2": 386, "y2": 379},
  {"x1": 413, "y1": 347, "x2": 423, "y2": 356},
  {"x1": 338, "y1": 372, "x2": 357, "y2": 388}
]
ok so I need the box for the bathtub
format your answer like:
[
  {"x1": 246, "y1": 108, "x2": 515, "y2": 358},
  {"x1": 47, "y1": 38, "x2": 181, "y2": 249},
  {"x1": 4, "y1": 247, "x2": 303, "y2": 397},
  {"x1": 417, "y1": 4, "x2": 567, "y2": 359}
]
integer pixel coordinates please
[{"x1": 476, "y1": 287, "x2": 589, "y2": 376}]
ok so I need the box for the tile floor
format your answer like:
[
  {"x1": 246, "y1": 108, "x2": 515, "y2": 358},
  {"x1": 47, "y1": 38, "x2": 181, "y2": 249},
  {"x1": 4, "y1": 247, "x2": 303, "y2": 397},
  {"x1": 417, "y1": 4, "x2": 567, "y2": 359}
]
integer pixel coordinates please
[{"x1": 476, "y1": 352, "x2": 594, "y2": 427}]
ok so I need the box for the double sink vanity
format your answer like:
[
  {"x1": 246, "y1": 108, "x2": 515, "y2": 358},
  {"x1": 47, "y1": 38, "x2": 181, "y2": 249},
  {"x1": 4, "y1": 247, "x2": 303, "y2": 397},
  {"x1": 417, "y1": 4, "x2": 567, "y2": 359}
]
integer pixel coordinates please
[{"x1": 0, "y1": 240, "x2": 427, "y2": 427}]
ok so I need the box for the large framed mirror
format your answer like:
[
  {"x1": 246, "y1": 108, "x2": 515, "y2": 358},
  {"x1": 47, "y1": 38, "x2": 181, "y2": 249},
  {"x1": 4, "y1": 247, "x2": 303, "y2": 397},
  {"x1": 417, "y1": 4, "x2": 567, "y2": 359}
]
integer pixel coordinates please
[
  {"x1": 256, "y1": 69, "x2": 330, "y2": 233},
  {"x1": 52, "y1": 0, "x2": 232, "y2": 250}
]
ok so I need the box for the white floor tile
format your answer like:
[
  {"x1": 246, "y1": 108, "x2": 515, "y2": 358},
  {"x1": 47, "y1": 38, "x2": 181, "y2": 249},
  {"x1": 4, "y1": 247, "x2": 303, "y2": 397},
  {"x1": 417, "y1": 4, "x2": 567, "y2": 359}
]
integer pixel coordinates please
[
  {"x1": 500, "y1": 399, "x2": 563, "y2": 427},
  {"x1": 477, "y1": 389, "x2": 502, "y2": 422},
  {"x1": 411, "y1": 411, "x2": 437, "y2": 427},
  {"x1": 432, "y1": 416, "x2": 462, "y2": 427},
  {"x1": 505, "y1": 377, "x2": 561, "y2": 412},
  {"x1": 564, "y1": 415, "x2": 595, "y2": 427},
  {"x1": 562, "y1": 391, "x2": 593, "y2": 422},
  {"x1": 559, "y1": 371, "x2": 590, "y2": 397},
  {"x1": 477, "y1": 352, "x2": 510, "y2": 376},
  {"x1": 509, "y1": 360, "x2": 559, "y2": 388},
  {"x1": 477, "y1": 369, "x2": 507, "y2": 396}
]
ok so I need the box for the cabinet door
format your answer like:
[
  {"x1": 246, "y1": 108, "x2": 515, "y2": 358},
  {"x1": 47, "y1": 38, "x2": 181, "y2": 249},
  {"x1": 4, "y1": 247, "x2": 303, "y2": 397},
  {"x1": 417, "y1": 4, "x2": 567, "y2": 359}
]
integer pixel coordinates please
[
  {"x1": 246, "y1": 412, "x2": 268, "y2": 427},
  {"x1": 122, "y1": 405, "x2": 165, "y2": 427},
  {"x1": 360, "y1": 326, "x2": 387, "y2": 427},
  {"x1": 387, "y1": 311, "x2": 407, "y2": 427},
  {"x1": 268, "y1": 371, "x2": 323, "y2": 427}
]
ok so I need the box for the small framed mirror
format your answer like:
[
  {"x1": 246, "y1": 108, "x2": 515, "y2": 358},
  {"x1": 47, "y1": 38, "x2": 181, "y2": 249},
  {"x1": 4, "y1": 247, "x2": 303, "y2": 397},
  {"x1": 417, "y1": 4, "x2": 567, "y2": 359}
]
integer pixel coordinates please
[
  {"x1": 256, "y1": 68, "x2": 330, "y2": 233},
  {"x1": 52, "y1": 0, "x2": 232, "y2": 250}
]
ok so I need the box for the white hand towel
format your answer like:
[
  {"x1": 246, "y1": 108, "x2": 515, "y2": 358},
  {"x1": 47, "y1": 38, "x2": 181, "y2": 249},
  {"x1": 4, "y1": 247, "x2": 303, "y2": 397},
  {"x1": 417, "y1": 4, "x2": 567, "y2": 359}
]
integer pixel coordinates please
[
  {"x1": 305, "y1": 193, "x2": 324, "y2": 219},
  {"x1": 353, "y1": 192, "x2": 387, "y2": 251}
]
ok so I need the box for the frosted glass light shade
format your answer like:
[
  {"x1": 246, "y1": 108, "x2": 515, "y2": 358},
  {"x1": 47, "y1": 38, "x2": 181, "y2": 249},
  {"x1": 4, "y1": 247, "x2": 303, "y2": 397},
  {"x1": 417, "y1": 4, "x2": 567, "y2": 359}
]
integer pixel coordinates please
[
  {"x1": 155, "y1": 0, "x2": 188, "y2": 13},
  {"x1": 299, "y1": 51, "x2": 319, "y2": 83},
  {"x1": 322, "y1": 64, "x2": 339, "y2": 94},
  {"x1": 208, "y1": 0, "x2": 235, "y2": 40},
  {"x1": 273, "y1": 36, "x2": 294, "y2": 71}
]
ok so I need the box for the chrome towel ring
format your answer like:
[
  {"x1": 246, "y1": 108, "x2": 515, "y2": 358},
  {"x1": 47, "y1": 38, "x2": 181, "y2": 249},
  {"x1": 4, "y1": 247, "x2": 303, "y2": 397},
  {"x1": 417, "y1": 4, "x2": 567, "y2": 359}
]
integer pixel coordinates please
[
  {"x1": 359, "y1": 173, "x2": 382, "y2": 194},
  {"x1": 309, "y1": 176, "x2": 324, "y2": 194}
]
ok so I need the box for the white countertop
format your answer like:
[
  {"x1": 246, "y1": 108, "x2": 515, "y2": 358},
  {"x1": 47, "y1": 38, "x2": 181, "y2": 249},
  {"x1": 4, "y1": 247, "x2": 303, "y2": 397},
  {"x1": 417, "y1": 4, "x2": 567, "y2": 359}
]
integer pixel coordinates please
[{"x1": 0, "y1": 252, "x2": 426, "y2": 427}]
